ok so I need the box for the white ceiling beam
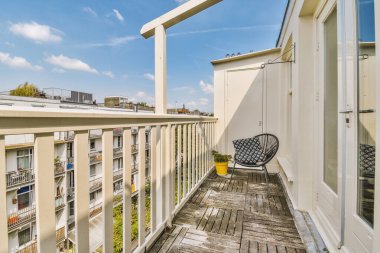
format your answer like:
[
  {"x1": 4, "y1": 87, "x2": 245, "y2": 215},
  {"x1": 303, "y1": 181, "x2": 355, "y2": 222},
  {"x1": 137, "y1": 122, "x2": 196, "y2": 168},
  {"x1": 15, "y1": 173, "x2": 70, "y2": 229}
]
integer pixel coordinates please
[{"x1": 140, "y1": 0, "x2": 222, "y2": 39}]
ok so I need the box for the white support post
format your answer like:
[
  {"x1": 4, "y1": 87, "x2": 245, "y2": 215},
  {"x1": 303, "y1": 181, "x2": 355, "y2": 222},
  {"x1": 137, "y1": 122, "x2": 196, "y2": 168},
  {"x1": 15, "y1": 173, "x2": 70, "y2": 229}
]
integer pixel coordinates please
[
  {"x1": 74, "y1": 131, "x2": 90, "y2": 253},
  {"x1": 138, "y1": 127, "x2": 146, "y2": 246},
  {"x1": 0, "y1": 136, "x2": 8, "y2": 253},
  {"x1": 183, "y1": 125, "x2": 188, "y2": 196},
  {"x1": 155, "y1": 25, "x2": 167, "y2": 114},
  {"x1": 187, "y1": 124, "x2": 192, "y2": 191},
  {"x1": 34, "y1": 133, "x2": 56, "y2": 253},
  {"x1": 102, "y1": 129, "x2": 114, "y2": 253},
  {"x1": 150, "y1": 126, "x2": 158, "y2": 231},
  {"x1": 192, "y1": 124, "x2": 196, "y2": 188},
  {"x1": 123, "y1": 128, "x2": 132, "y2": 253}
]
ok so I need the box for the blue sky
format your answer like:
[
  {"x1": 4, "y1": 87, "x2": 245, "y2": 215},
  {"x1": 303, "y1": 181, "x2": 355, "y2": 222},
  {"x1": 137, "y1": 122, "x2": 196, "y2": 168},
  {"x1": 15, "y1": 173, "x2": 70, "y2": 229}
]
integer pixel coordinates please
[{"x1": 0, "y1": 0, "x2": 287, "y2": 112}]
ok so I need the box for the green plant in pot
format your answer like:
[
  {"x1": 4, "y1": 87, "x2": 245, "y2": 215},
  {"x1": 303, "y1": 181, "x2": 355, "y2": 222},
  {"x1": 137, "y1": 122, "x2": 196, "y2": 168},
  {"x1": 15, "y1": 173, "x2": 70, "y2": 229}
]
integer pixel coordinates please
[{"x1": 212, "y1": 150, "x2": 232, "y2": 176}]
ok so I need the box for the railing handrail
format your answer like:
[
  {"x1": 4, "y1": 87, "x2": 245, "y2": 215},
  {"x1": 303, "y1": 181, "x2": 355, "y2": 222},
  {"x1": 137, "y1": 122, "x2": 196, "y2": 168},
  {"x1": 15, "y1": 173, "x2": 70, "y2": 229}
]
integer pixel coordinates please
[{"x1": 0, "y1": 108, "x2": 217, "y2": 135}]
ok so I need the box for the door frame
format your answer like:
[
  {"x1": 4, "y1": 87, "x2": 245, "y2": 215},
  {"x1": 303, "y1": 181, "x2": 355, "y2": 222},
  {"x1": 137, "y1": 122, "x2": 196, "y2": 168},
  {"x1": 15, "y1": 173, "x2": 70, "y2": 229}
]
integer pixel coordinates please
[
  {"x1": 314, "y1": 0, "x2": 343, "y2": 248},
  {"x1": 343, "y1": 0, "x2": 375, "y2": 251}
]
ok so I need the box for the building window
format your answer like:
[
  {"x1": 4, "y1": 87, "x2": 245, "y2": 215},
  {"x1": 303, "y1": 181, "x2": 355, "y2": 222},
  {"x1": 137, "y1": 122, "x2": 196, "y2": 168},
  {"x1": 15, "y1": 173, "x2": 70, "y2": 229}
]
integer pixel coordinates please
[
  {"x1": 90, "y1": 192, "x2": 95, "y2": 202},
  {"x1": 117, "y1": 136, "x2": 122, "y2": 148},
  {"x1": 67, "y1": 142, "x2": 73, "y2": 158},
  {"x1": 90, "y1": 140, "x2": 96, "y2": 150},
  {"x1": 117, "y1": 158, "x2": 122, "y2": 169},
  {"x1": 17, "y1": 149, "x2": 33, "y2": 170},
  {"x1": 18, "y1": 226, "x2": 32, "y2": 246},
  {"x1": 17, "y1": 186, "x2": 32, "y2": 210},
  {"x1": 90, "y1": 165, "x2": 96, "y2": 178},
  {"x1": 323, "y1": 7, "x2": 338, "y2": 193},
  {"x1": 69, "y1": 201, "x2": 74, "y2": 216},
  {"x1": 357, "y1": 0, "x2": 376, "y2": 227}
]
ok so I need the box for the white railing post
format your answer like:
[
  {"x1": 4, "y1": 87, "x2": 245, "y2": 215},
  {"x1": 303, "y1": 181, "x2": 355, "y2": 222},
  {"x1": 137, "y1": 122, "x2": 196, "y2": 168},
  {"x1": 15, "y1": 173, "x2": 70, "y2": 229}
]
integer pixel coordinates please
[
  {"x1": 0, "y1": 135, "x2": 8, "y2": 253},
  {"x1": 122, "y1": 128, "x2": 132, "y2": 253},
  {"x1": 150, "y1": 126, "x2": 158, "y2": 231},
  {"x1": 169, "y1": 125, "x2": 176, "y2": 222},
  {"x1": 155, "y1": 25, "x2": 167, "y2": 114},
  {"x1": 102, "y1": 129, "x2": 114, "y2": 253},
  {"x1": 192, "y1": 124, "x2": 196, "y2": 188},
  {"x1": 74, "y1": 130, "x2": 90, "y2": 253},
  {"x1": 183, "y1": 125, "x2": 188, "y2": 196},
  {"x1": 138, "y1": 126, "x2": 146, "y2": 246},
  {"x1": 196, "y1": 124, "x2": 200, "y2": 183},
  {"x1": 177, "y1": 125, "x2": 182, "y2": 205},
  {"x1": 156, "y1": 126, "x2": 164, "y2": 225},
  {"x1": 187, "y1": 124, "x2": 192, "y2": 191},
  {"x1": 34, "y1": 133, "x2": 56, "y2": 253}
]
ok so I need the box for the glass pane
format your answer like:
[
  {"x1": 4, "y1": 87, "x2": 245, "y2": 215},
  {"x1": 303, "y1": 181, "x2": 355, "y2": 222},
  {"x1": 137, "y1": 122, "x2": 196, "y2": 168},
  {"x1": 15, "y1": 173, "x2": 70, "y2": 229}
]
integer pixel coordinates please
[
  {"x1": 18, "y1": 227, "x2": 31, "y2": 246},
  {"x1": 357, "y1": 0, "x2": 376, "y2": 227},
  {"x1": 324, "y1": 8, "x2": 338, "y2": 193}
]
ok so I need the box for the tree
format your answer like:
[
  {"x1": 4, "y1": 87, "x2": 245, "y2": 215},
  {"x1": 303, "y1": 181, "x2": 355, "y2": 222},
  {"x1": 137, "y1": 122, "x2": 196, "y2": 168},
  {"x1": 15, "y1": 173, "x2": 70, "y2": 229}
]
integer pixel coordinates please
[{"x1": 10, "y1": 82, "x2": 40, "y2": 97}]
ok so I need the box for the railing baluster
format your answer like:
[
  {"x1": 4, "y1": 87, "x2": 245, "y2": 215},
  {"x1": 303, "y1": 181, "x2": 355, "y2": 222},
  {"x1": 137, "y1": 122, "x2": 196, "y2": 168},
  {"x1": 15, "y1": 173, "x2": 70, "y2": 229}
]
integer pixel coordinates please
[
  {"x1": 196, "y1": 124, "x2": 200, "y2": 183},
  {"x1": 123, "y1": 128, "x2": 132, "y2": 253},
  {"x1": 102, "y1": 129, "x2": 114, "y2": 252},
  {"x1": 138, "y1": 126, "x2": 146, "y2": 246},
  {"x1": 191, "y1": 124, "x2": 195, "y2": 188},
  {"x1": 168, "y1": 125, "x2": 175, "y2": 224},
  {"x1": 183, "y1": 125, "x2": 187, "y2": 196},
  {"x1": 74, "y1": 131, "x2": 90, "y2": 253},
  {"x1": 187, "y1": 124, "x2": 191, "y2": 191},
  {"x1": 208, "y1": 123, "x2": 211, "y2": 170},
  {"x1": 0, "y1": 135, "x2": 8, "y2": 253},
  {"x1": 177, "y1": 125, "x2": 182, "y2": 205},
  {"x1": 150, "y1": 126, "x2": 158, "y2": 232},
  {"x1": 34, "y1": 133, "x2": 56, "y2": 252},
  {"x1": 202, "y1": 124, "x2": 206, "y2": 176}
]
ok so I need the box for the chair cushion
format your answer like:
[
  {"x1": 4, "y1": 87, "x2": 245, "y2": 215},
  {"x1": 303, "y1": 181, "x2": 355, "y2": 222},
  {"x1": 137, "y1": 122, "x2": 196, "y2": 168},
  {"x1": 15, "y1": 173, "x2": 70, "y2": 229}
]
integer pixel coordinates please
[{"x1": 233, "y1": 138, "x2": 266, "y2": 165}]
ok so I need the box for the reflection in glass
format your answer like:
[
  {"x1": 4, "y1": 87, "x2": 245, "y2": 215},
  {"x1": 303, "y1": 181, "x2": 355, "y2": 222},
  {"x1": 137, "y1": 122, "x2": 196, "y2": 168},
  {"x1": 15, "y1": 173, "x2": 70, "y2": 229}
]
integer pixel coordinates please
[
  {"x1": 357, "y1": 0, "x2": 376, "y2": 227},
  {"x1": 324, "y1": 8, "x2": 338, "y2": 193}
]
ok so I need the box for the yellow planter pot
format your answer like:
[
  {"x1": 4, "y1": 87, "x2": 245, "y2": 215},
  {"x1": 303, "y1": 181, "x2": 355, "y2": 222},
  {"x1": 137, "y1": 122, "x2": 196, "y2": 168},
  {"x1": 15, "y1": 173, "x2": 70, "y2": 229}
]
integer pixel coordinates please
[{"x1": 215, "y1": 162, "x2": 228, "y2": 176}]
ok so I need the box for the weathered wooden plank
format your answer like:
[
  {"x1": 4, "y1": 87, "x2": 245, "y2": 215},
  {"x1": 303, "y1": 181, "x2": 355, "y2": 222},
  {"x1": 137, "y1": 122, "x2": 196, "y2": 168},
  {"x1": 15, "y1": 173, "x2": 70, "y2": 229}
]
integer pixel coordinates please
[{"x1": 219, "y1": 209, "x2": 231, "y2": 234}]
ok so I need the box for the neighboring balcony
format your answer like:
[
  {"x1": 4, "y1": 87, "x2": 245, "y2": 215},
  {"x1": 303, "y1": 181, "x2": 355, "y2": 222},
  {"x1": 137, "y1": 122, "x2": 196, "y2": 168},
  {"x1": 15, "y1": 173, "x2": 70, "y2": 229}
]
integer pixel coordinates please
[
  {"x1": 55, "y1": 194, "x2": 65, "y2": 212},
  {"x1": 54, "y1": 161, "x2": 66, "y2": 177},
  {"x1": 16, "y1": 240, "x2": 37, "y2": 253},
  {"x1": 56, "y1": 226, "x2": 66, "y2": 244},
  {"x1": 7, "y1": 205, "x2": 36, "y2": 233},
  {"x1": 6, "y1": 168, "x2": 35, "y2": 190}
]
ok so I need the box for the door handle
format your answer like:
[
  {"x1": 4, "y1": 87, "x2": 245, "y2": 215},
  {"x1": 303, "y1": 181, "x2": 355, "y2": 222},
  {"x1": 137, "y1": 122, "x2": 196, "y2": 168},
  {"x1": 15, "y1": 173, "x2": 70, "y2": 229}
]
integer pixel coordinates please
[{"x1": 339, "y1": 109, "x2": 353, "y2": 114}]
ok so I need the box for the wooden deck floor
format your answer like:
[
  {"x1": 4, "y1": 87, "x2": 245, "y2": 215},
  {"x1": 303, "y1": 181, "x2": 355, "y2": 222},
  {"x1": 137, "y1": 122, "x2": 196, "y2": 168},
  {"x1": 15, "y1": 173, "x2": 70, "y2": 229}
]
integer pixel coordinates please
[{"x1": 149, "y1": 169, "x2": 307, "y2": 253}]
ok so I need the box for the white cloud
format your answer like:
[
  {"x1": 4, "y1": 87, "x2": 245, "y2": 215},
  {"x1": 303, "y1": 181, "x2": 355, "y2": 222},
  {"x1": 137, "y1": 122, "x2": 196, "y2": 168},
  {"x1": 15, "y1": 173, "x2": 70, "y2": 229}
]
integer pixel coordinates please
[
  {"x1": 5, "y1": 41, "x2": 15, "y2": 47},
  {"x1": 167, "y1": 24, "x2": 280, "y2": 37},
  {"x1": 10, "y1": 22, "x2": 62, "y2": 43},
  {"x1": 200, "y1": 80, "x2": 214, "y2": 94},
  {"x1": 122, "y1": 74, "x2": 129, "y2": 80},
  {"x1": 186, "y1": 101, "x2": 197, "y2": 107},
  {"x1": 0, "y1": 51, "x2": 43, "y2": 71},
  {"x1": 83, "y1": 7, "x2": 97, "y2": 17},
  {"x1": 144, "y1": 73, "x2": 155, "y2": 81},
  {"x1": 52, "y1": 67, "x2": 65, "y2": 73},
  {"x1": 130, "y1": 91, "x2": 154, "y2": 105},
  {"x1": 199, "y1": 98, "x2": 209, "y2": 106},
  {"x1": 175, "y1": 0, "x2": 190, "y2": 4},
  {"x1": 45, "y1": 54, "x2": 98, "y2": 74},
  {"x1": 172, "y1": 86, "x2": 195, "y2": 94},
  {"x1": 137, "y1": 91, "x2": 146, "y2": 98},
  {"x1": 102, "y1": 71, "x2": 115, "y2": 79},
  {"x1": 80, "y1": 35, "x2": 139, "y2": 48},
  {"x1": 113, "y1": 9, "x2": 124, "y2": 22}
]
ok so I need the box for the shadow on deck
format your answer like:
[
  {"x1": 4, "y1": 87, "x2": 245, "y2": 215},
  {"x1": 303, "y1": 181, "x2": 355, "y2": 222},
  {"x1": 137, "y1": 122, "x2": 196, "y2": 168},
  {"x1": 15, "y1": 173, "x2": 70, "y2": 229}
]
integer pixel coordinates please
[{"x1": 149, "y1": 168, "x2": 308, "y2": 253}]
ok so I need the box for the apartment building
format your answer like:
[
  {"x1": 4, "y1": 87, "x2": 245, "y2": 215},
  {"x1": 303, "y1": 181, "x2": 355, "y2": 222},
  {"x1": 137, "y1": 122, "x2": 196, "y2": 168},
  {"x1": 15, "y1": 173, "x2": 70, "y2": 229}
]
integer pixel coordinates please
[{"x1": 1, "y1": 95, "x2": 151, "y2": 253}]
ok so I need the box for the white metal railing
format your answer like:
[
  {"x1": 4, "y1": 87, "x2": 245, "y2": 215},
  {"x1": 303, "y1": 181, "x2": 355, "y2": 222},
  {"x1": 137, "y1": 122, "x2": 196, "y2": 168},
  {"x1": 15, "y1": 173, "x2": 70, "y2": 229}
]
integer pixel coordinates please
[
  {"x1": 0, "y1": 109, "x2": 216, "y2": 253},
  {"x1": 6, "y1": 168, "x2": 35, "y2": 188},
  {"x1": 7, "y1": 205, "x2": 36, "y2": 232}
]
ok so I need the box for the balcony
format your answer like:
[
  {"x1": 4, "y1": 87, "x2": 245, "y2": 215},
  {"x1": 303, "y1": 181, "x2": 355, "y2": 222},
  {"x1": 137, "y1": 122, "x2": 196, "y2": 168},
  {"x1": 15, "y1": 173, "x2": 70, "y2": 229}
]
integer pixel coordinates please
[
  {"x1": 6, "y1": 168, "x2": 35, "y2": 189},
  {"x1": 54, "y1": 161, "x2": 65, "y2": 176},
  {"x1": 16, "y1": 240, "x2": 37, "y2": 253},
  {"x1": 56, "y1": 226, "x2": 66, "y2": 244},
  {"x1": 7, "y1": 205, "x2": 36, "y2": 232},
  {"x1": 0, "y1": 108, "x2": 216, "y2": 252},
  {"x1": 55, "y1": 194, "x2": 65, "y2": 211}
]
